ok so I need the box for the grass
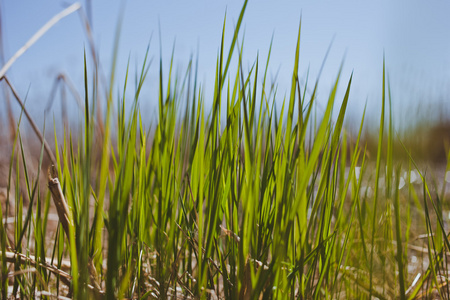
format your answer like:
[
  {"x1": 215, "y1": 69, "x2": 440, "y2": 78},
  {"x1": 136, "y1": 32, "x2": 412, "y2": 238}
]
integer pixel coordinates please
[{"x1": 1, "y1": 2, "x2": 450, "y2": 299}]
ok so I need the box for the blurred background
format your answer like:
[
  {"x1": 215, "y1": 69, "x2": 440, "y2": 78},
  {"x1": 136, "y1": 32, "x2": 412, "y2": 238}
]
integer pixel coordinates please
[{"x1": 0, "y1": 0, "x2": 449, "y2": 162}]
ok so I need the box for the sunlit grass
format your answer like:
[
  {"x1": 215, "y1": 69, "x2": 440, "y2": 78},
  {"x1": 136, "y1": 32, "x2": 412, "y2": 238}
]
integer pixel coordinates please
[{"x1": 1, "y1": 2, "x2": 450, "y2": 299}]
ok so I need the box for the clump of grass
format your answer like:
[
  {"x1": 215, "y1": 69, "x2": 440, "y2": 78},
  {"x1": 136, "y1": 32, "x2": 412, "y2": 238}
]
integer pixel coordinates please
[{"x1": 1, "y1": 2, "x2": 450, "y2": 299}]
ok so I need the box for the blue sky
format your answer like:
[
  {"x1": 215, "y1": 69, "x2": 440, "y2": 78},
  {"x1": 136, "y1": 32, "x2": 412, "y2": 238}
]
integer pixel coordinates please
[{"x1": 2, "y1": 1, "x2": 450, "y2": 128}]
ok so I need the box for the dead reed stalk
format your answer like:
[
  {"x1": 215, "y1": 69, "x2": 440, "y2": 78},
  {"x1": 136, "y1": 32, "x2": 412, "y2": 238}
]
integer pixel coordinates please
[{"x1": 47, "y1": 165, "x2": 72, "y2": 238}]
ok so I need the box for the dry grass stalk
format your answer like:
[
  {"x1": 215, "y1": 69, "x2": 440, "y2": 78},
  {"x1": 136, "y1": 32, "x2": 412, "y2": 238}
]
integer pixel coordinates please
[
  {"x1": 47, "y1": 165, "x2": 104, "y2": 297},
  {"x1": 0, "y1": 7, "x2": 16, "y2": 142},
  {"x1": 1, "y1": 249, "x2": 72, "y2": 286},
  {"x1": 77, "y1": 7, "x2": 106, "y2": 135},
  {"x1": 1, "y1": 249, "x2": 103, "y2": 296},
  {"x1": 0, "y1": 3, "x2": 81, "y2": 79},
  {"x1": 0, "y1": 2, "x2": 80, "y2": 151},
  {"x1": 45, "y1": 73, "x2": 83, "y2": 114},
  {"x1": 47, "y1": 165, "x2": 72, "y2": 238},
  {"x1": 1, "y1": 76, "x2": 56, "y2": 164}
]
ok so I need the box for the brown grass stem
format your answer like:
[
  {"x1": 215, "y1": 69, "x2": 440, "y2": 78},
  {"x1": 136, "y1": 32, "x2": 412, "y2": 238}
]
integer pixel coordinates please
[
  {"x1": 1, "y1": 250, "x2": 71, "y2": 286},
  {"x1": 47, "y1": 166, "x2": 72, "y2": 238},
  {"x1": 1, "y1": 76, "x2": 56, "y2": 164}
]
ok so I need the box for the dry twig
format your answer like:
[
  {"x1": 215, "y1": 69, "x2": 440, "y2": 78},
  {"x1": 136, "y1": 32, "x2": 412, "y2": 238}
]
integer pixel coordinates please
[{"x1": 48, "y1": 165, "x2": 72, "y2": 237}]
